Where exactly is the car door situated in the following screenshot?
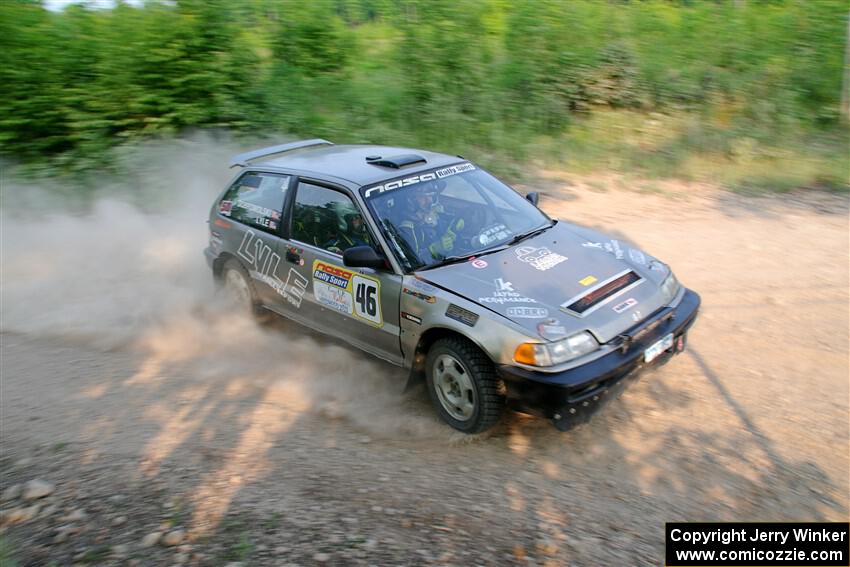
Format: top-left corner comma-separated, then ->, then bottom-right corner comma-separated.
215,171 -> 299,308
283,179 -> 403,365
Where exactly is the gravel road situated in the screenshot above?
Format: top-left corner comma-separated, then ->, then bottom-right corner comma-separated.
2,168 -> 848,566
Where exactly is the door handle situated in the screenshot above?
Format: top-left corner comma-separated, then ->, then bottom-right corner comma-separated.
286,250 -> 301,264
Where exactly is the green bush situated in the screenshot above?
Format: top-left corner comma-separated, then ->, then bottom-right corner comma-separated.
0,0 -> 846,190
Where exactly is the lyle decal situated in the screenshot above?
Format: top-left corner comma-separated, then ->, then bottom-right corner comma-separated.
238,230 -> 307,307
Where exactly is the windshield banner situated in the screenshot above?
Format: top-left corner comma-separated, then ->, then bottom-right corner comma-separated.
362,162 -> 475,199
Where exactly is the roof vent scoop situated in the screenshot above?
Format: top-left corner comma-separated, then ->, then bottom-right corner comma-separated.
366,154 -> 427,169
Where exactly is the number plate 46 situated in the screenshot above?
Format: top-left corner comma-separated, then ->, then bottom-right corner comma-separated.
353,275 -> 382,326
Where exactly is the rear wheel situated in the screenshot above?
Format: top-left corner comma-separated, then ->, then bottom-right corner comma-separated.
221,259 -> 270,322
426,337 -> 505,433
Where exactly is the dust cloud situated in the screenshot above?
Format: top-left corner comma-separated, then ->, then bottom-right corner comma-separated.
0,135 -> 448,439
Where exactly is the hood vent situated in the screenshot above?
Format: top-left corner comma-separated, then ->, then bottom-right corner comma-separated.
561,270 -> 642,316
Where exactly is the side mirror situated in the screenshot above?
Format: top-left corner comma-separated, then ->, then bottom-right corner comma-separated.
343,245 -> 386,270
526,192 -> 540,206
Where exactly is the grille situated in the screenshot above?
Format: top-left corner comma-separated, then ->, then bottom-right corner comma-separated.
563,271 -> 641,315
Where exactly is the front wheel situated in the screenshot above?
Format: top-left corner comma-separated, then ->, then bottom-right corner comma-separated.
425,337 -> 505,433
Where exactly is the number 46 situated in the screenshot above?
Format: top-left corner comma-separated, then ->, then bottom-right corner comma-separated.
355,282 -> 377,318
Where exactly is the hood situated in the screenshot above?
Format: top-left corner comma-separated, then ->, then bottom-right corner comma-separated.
417,222 -> 669,343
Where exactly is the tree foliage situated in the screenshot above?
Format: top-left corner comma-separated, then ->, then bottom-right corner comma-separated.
0,0 -> 846,173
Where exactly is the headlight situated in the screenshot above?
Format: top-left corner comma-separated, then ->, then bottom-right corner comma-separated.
659,272 -> 681,305
515,331 -> 599,367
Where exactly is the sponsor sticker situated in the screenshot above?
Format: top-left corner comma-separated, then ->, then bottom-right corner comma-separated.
312,260 -> 382,326
612,297 -> 638,314
250,268 -> 308,308
403,287 -> 436,303
435,162 -> 476,179
478,223 -> 511,246
446,304 -> 479,327
235,199 -> 278,219
506,306 -> 549,319
628,248 -> 646,265
255,217 -> 277,230
363,163 -> 475,199
401,312 -> 422,325
470,258 -> 488,269
579,275 -> 597,286
314,261 -> 353,289
408,278 -> 437,293
238,230 -> 307,308
479,278 -> 537,305
514,246 -> 567,271
582,239 -> 626,260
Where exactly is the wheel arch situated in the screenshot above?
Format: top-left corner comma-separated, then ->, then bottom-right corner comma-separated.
212,252 -> 239,279
404,326 -> 491,391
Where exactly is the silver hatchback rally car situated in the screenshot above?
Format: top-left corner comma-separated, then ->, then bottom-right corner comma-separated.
205,139 -> 700,433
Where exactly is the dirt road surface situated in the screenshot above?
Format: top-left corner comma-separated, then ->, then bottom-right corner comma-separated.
2,169 -> 848,566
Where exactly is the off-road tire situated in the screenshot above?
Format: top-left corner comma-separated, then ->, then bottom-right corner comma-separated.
425,336 -> 505,433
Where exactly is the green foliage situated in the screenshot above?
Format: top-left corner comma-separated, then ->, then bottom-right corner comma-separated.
0,0 -> 846,190
0,535 -> 18,567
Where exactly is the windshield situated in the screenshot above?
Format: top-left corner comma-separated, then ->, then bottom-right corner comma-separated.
361,162 -> 550,271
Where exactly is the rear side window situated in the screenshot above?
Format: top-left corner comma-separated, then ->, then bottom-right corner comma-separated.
218,172 -> 290,233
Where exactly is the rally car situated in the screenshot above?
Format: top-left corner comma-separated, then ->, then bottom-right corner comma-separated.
205,139 -> 700,433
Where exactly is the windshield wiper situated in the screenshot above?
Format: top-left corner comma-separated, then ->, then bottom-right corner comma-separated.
419,253 -> 478,271
505,222 -> 554,246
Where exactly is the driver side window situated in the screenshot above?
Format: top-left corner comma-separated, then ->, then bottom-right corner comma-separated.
291,182 -> 374,254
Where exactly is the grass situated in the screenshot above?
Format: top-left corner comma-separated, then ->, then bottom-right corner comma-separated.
217,517 -> 255,564
0,537 -> 18,567
77,545 -> 112,564
262,512 -> 283,532
527,111 -> 849,193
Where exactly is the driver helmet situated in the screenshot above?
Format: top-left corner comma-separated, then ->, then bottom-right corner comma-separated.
343,211 -> 366,236
410,178 -> 446,225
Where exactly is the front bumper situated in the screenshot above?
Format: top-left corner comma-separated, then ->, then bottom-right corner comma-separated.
497,288 -> 701,430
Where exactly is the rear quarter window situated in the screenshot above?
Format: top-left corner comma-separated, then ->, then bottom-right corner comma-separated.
218,172 -> 290,233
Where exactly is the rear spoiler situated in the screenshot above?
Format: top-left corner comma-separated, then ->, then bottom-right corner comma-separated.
229,139 -> 333,168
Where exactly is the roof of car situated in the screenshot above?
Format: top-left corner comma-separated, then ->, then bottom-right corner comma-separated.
241,142 -> 465,187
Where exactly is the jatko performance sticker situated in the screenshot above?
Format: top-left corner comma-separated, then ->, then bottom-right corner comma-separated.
312,260 -> 382,326
479,278 -> 538,305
